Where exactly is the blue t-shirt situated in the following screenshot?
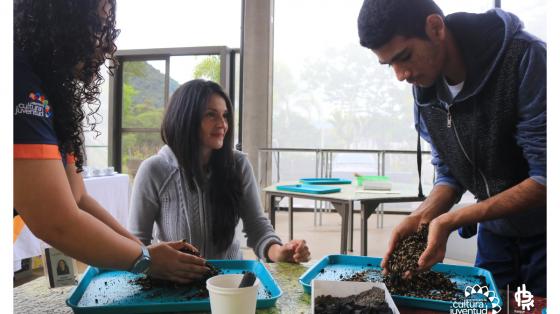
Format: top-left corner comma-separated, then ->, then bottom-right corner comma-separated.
13,47 -> 74,216
13,47 -> 71,162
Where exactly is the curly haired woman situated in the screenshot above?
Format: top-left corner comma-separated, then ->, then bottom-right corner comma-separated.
14,0 -> 209,283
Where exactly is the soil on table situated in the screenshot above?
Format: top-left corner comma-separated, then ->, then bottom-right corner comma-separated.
314,286 -> 393,314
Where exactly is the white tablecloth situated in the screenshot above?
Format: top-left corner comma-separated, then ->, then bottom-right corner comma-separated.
82,173 -> 130,227
14,173 -> 130,268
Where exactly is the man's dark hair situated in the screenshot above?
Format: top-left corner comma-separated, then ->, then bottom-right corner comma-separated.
358,0 -> 444,49
14,0 -> 120,171
161,79 -> 241,252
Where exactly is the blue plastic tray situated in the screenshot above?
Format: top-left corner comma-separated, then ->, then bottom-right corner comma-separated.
276,184 -> 341,194
66,260 -> 282,313
299,255 -> 502,312
299,178 -> 352,185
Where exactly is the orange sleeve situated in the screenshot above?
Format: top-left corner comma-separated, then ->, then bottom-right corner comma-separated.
14,144 -> 61,160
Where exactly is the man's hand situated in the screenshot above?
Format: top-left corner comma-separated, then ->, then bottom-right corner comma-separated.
416,213 -> 454,272
382,185 -> 457,275
267,240 -> 311,263
148,241 -> 210,283
381,214 -> 425,274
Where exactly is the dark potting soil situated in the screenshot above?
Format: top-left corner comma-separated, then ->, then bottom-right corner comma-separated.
337,268 -> 461,302
383,223 -> 460,301
386,224 -> 429,275
331,224 -> 462,301
130,246 -> 222,300
314,286 -> 393,314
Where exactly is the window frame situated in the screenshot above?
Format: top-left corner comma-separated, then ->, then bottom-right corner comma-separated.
109,46 -> 240,172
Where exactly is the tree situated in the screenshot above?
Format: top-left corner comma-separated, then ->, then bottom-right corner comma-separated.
193,55 -> 221,83
275,43 -> 415,150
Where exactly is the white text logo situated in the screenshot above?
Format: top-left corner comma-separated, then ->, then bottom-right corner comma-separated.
514,284 -> 534,311
450,285 -> 501,314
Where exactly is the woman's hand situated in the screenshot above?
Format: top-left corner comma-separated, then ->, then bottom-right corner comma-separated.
148,241 -> 210,283
267,240 -> 311,263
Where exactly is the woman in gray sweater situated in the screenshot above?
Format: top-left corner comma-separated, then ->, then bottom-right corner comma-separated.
129,79 -> 310,271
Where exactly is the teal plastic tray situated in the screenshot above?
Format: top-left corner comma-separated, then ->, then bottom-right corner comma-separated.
66,260 -> 282,313
299,178 -> 352,185
276,184 -> 341,194
299,255 -> 502,312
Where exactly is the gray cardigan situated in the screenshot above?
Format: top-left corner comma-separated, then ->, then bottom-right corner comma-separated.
128,145 -> 282,260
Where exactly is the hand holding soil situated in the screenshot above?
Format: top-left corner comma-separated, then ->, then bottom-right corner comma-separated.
417,214 -> 454,272
381,214 -> 424,274
147,241 -> 209,284
382,224 -> 459,300
386,224 -> 429,278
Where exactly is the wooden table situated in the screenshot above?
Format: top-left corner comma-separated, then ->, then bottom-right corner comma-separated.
263,181 -> 424,255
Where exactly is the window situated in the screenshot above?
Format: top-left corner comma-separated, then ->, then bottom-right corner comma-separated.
83,66 -> 110,168
84,0 -> 241,170
437,0 -> 493,14
501,0 -> 546,41
271,0 -> 497,209
112,48 -> 239,175
119,59 -> 166,176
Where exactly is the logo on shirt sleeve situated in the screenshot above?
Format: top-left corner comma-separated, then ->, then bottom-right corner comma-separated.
15,91 -> 52,118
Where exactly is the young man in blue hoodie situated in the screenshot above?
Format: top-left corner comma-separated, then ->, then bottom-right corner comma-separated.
358,0 -> 546,296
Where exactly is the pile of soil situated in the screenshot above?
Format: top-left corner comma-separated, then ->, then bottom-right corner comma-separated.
314,286 -> 393,314
383,223 -> 460,301
384,271 -> 458,301
386,224 -> 429,275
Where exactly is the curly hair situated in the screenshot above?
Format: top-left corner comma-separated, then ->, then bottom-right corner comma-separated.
358,0 -> 443,49
14,0 -> 120,171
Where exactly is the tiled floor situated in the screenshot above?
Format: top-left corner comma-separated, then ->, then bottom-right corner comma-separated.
242,210 -> 472,266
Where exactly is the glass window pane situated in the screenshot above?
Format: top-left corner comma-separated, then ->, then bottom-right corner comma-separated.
273,0 -> 497,208
84,65 -> 110,167
85,146 -> 109,168
437,0 -> 493,14
273,0 -> 417,151
122,60 -> 166,128
121,132 -> 163,177
501,0 -> 546,42
169,55 -> 221,96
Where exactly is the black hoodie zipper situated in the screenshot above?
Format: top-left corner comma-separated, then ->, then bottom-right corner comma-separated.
438,104 -> 492,198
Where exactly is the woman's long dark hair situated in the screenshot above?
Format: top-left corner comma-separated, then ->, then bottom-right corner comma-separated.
161,79 -> 241,252
14,0 -> 120,171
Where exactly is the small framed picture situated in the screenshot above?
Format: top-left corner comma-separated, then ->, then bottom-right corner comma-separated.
41,246 -> 77,288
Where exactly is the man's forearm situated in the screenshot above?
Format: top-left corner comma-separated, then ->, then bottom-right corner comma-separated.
443,178 -> 546,229
413,184 -> 458,222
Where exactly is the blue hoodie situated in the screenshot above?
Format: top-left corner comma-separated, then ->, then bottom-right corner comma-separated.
413,9 -> 546,236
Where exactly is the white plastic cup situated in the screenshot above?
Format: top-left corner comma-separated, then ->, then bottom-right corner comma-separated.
206,274 -> 260,314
